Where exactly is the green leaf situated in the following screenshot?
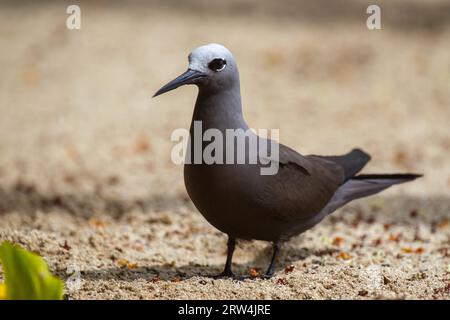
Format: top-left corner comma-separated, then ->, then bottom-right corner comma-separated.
0,241 -> 64,300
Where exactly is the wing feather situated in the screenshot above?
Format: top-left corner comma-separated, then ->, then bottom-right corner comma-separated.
256,144 -> 345,221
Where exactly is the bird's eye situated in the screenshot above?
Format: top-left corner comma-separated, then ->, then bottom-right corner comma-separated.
208,58 -> 227,72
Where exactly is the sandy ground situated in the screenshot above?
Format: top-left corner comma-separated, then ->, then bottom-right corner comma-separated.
0,1 -> 449,299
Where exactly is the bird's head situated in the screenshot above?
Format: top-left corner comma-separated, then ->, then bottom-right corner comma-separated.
153,43 -> 238,97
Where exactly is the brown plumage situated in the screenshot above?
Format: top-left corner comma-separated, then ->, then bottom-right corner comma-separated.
154,44 -> 421,277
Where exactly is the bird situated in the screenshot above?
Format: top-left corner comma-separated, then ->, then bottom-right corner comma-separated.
153,43 -> 421,278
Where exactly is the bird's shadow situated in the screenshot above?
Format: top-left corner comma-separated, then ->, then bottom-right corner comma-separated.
0,182 -> 192,219
75,193 -> 450,282
1,183 -> 449,282
70,245 -> 334,282
2,182 -> 448,225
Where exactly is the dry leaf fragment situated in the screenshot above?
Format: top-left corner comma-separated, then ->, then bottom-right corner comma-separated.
372,238 -> 382,246
401,247 -> 413,253
389,233 -> 402,243
249,267 -> 261,278
337,252 -> 352,260
127,262 -> 138,269
116,259 -> 129,268
284,265 -> 295,274
133,135 -> 151,154
358,290 -> 368,296
438,219 -> 449,229
401,247 -> 424,254
116,259 -> 138,269
59,240 -> 71,251
332,236 -> 344,247
89,218 -> 106,228
276,278 -> 288,285
410,210 -> 418,218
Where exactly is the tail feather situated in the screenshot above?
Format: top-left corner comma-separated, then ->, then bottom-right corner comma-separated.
322,173 -> 422,215
313,148 -> 371,181
352,173 -> 422,181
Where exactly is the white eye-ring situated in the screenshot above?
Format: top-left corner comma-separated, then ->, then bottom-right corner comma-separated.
208,58 -> 227,72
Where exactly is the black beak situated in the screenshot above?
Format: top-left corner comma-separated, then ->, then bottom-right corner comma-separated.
153,69 -> 205,98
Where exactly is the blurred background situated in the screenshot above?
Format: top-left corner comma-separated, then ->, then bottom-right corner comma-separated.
1,0 -> 449,199
0,0 -> 449,299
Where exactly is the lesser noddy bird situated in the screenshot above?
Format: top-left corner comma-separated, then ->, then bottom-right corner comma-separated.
153,43 -> 421,278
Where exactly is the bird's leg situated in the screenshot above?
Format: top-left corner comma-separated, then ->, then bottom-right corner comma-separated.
263,241 -> 281,278
215,236 -> 236,278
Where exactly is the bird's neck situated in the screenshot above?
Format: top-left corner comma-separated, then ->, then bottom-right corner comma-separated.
191,85 -> 248,133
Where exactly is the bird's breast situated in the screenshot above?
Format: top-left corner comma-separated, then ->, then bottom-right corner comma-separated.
183,162 -> 279,238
